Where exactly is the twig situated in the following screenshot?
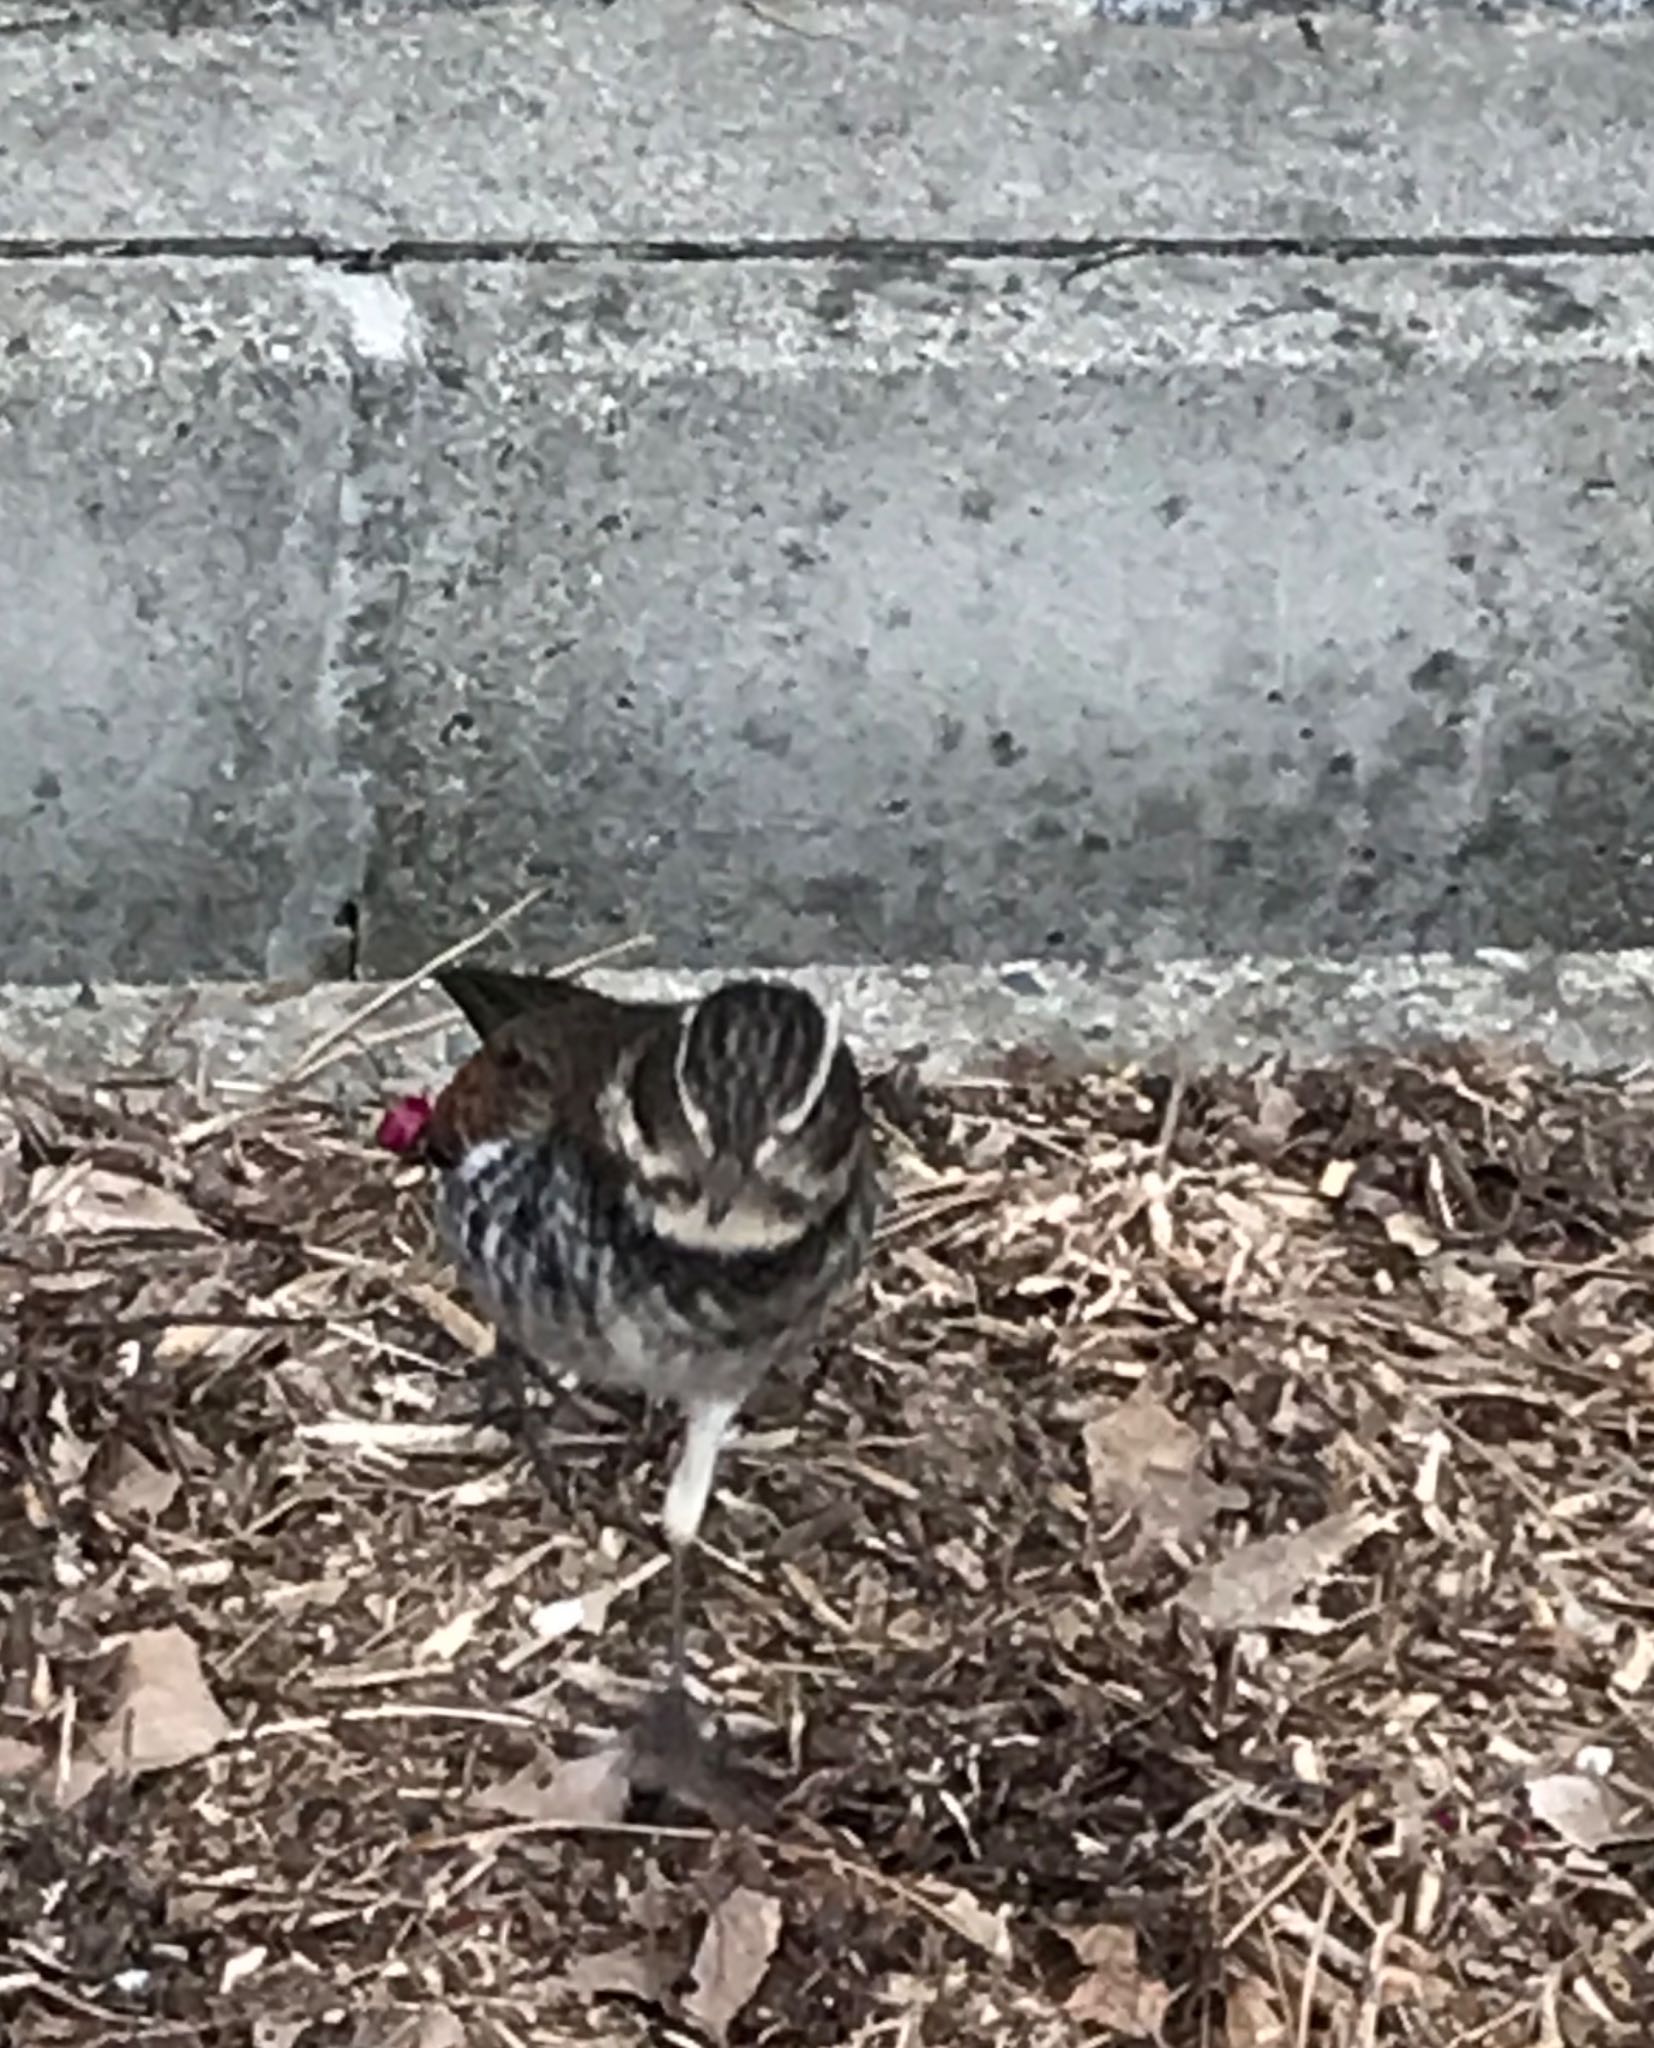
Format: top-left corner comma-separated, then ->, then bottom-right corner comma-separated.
1221,1802 -> 1359,1950
281,903 -> 652,1091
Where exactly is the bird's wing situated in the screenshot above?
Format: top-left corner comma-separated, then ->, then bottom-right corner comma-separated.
429,967 -> 683,1157
434,965 -> 600,1041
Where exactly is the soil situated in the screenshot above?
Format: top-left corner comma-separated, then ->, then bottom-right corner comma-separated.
3,1039 -> 1652,2046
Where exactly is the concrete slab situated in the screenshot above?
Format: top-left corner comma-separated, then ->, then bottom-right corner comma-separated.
0,261 -> 369,982
347,253 -> 1654,973
6,5 -> 1654,245
7,951 -> 1654,1103
6,253 -> 1654,980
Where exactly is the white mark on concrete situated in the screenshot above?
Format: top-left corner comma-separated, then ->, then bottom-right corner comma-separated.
319,270 -> 423,367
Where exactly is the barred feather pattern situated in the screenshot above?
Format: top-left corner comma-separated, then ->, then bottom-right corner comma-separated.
438,1127 -> 880,1411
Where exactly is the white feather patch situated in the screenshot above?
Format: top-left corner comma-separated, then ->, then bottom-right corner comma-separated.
774,997 -> 841,1137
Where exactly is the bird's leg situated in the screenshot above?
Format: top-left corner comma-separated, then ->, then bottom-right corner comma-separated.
473,1337 -> 563,1493
626,1392 -> 763,1820
668,1538 -> 688,1692
661,1394 -> 739,1686
475,1339 -> 599,1498
662,1394 -> 739,1552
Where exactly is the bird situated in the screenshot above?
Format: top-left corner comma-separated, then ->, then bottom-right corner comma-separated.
377,962 -> 879,1682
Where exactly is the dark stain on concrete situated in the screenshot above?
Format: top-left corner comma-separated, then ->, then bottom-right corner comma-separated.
1409,649 -> 1476,704
738,715 -> 793,759
797,871 -> 885,920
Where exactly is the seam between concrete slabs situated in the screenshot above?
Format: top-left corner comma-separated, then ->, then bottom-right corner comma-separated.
7,235 -> 1654,265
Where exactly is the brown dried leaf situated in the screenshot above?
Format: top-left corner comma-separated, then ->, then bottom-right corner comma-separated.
384,2011 -> 465,2048
1061,1922 -> 1171,2034
563,1941 -> 676,2002
913,1876 -> 1014,1963
1432,1259 -> 1509,1337
683,1886 -> 783,2041
475,1744 -> 630,1826
0,1735 -> 44,1779
1179,1509 -> 1390,1633
84,1625 -> 230,1790
93,1439 -> 181,1520
1253,1080 -> 1302,1148
1226,1971 -> 1290,2047
1526,1769 -> 1635,1850
1084,1383 -> 1245,1548
29,1163 -> 212,1238
48,1415 -> 96,1492
251,2022 -> 308,2048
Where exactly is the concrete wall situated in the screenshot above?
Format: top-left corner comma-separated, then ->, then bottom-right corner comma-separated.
5,2 -> 1654,982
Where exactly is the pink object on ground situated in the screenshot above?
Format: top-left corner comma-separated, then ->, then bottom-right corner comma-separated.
376,1093 -> 434,1154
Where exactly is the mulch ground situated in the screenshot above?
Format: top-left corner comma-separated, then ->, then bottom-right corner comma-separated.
3,1035 -> 1653,2047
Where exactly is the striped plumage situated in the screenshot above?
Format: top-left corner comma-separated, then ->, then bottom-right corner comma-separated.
419,966 -> 878,1552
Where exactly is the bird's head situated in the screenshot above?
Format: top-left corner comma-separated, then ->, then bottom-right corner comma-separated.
615,979 -> 862,1252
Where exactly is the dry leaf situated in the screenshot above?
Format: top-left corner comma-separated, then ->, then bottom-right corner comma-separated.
684,1887 -> 783,2041
563,1941 -> 676,2002
410,2008 -> 467,2048
1432,1260 -> 1508,1337
1253,1080 -> 1302,1147
94,1439 -> 181,1520
913,1876 -> 1014,1963
84,1625 -> 230,1789
1226,1971 -> 1290,2047
1061,1922 -> 1171,2034
252,2023 -> 307,2048
1084,1383 -> 1245,1548
1179,1509 -> 1389,1633
1527,1769 -> 1633,1850
29,1164 -> 211,1238
0,1735 -> 44,1779
475,1745 -> 630,1826
48,1415 -> 96,1492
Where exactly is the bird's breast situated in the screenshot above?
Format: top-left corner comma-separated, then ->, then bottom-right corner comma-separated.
433,1131 -> 877,1399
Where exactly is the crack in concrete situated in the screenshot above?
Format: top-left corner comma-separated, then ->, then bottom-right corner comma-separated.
3,232 -> 1654,266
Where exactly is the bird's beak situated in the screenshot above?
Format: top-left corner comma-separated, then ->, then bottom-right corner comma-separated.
702,1155 -> 748,1227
